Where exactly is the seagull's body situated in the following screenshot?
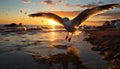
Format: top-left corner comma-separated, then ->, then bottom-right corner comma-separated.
64,20 -> 76,32
63,20 -> 76,41
29,4 -> 119,42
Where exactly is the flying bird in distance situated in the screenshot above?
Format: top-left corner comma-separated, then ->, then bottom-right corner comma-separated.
29,4 -> 119,42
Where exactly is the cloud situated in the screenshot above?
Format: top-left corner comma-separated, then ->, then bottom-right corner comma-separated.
76,4 -> 96,8
76,1 -> 104,8
21,0 -> 31,3
97,1 -> 104,4
100,12 -> 120,19
64,1 -> 104,8
41,0 -> 52,5
94,0 -> 104,5
40,0 -> 62,7
65,3 -> 74,8
111,0 -> 117,3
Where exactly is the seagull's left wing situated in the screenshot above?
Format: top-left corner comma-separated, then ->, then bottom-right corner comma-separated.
29,12 -> 63,25
71,4 -> 119,26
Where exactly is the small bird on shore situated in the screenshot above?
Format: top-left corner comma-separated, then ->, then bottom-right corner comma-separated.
29,4 -> 119,42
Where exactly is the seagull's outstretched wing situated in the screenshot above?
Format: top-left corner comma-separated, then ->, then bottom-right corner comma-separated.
71,4 -> 119,26
29,12 -> 63,25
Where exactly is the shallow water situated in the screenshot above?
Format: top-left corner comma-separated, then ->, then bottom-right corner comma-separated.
0,29 -> 108,69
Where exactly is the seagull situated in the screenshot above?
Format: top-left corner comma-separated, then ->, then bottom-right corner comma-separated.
29,4 -> 119,42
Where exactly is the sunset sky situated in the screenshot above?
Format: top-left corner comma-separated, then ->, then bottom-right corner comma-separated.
0,0 -> 120,26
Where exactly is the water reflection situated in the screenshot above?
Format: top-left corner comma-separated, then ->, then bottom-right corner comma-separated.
50,31 -> 55,42
0,27 -> 108,69
32,46 -> 90,69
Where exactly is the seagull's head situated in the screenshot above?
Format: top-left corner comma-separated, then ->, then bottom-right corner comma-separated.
63,17 -> 70,22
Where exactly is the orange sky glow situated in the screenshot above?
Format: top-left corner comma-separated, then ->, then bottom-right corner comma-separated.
0,11 -> 120,26
0,0 -> 120,26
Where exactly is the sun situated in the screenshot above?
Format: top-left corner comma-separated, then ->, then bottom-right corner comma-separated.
49,19 -> 58,26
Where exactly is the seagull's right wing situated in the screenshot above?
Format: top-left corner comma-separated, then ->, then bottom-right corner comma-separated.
29,12 -> 63,25
71,4 -> 119,26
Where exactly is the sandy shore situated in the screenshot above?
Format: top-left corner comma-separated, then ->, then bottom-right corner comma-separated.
84,28 -> 120,69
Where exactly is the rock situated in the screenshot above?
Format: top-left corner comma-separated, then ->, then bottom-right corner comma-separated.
83,37 -> 95,41
102,51 -> 115,60
114,53 -> 120,59
98,51 -> 105,55
108,65 -> 120,69
101,46 -> 110,52
53,45 -> 68,49
83,38 -> 90,41
85,27 -> 120,69
109,59 -> 120,69
4,23 -> 18,27
91,46 -> 101,51
111,59 -> 120,65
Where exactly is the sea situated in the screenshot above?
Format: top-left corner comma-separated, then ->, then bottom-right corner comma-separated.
0,24 -> 108,69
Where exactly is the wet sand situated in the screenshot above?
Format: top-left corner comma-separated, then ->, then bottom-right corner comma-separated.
84,28 -> 120,69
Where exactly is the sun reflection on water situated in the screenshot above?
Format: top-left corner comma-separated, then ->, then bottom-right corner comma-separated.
50,31 -> 55,41
50,25 -> 56,41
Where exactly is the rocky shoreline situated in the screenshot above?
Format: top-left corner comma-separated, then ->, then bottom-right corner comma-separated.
84,28 -> 120,69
